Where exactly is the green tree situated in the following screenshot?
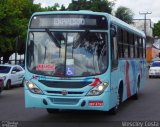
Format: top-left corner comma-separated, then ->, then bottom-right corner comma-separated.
60,5 -> 66,11
153,21 -> 160,37
67,0 -> 114,14
0,0 -> 41,63
115,6 -> 134,24
43,3 -> 60,11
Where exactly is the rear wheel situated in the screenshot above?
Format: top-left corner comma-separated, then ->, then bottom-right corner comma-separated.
109,86 -> 123,115
132,78 -> 140,100
6,80 -> 11,90
46,109 -> 59,114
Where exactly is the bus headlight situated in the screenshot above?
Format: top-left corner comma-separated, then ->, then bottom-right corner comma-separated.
26,81 -> 43,94
87,82 -> 108,96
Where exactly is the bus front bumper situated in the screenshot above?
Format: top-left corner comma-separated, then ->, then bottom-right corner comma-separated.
24,90 -> 112,111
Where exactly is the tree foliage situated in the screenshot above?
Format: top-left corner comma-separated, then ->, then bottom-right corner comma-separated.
115,6 -> 134,24
0,0 -> 42,63
0,0 -> 126,63
68,0 -> 114,14
42,3 -> 60,11
153,21 -> 160,37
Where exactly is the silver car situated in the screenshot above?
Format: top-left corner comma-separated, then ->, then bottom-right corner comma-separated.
149,61 -> 160,78
0,64 -> 25,89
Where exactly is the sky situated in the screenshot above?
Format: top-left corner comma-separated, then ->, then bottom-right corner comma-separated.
34,0 -> 160,23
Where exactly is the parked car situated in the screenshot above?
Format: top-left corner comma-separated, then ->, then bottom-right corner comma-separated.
0,78 -> 4,94
148,58 -> 160,68
149,61 -> 160,78
0,64 -> 25,89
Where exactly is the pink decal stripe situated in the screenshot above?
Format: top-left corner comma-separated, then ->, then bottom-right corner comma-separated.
90,78 -> 100,87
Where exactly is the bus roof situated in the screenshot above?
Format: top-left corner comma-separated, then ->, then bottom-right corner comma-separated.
31,10 -> 145,37
109,14 -> 145,37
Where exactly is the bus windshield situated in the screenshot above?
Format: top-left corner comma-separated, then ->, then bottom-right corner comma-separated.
27,31 -> 108,77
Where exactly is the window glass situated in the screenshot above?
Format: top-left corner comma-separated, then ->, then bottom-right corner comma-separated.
127,32 -> 130,57
111,24 -> 118,69
0,66 -> 11,73
143,38 -> 146,58
135,36 -> 138,58
17,67 -> 23,72
130,34 -> 135,58
124,45 -> 128,58
130,46 -> 134,58
117,28 -> 124,58
27,31 -> 108,77
12,67 -> 17,73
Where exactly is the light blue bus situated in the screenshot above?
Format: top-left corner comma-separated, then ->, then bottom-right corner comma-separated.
24,11 -> 146,114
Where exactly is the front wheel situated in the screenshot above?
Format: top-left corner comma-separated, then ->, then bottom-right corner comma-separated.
46,109 -> 59,114
109,87 -> 123,115
0,87 -> 2,94
20,78 -> 25,87
6,80 -> 11,90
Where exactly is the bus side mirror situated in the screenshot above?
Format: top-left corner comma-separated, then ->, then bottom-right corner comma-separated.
110,25 -> 117,37
29,40 -> 34,52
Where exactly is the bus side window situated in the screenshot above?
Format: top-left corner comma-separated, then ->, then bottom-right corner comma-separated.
111,24 -> 118,69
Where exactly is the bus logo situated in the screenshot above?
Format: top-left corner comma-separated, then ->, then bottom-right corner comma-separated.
62,90 -> 68,96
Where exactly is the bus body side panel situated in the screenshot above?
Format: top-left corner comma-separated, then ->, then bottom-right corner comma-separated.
111,58 -> 146,103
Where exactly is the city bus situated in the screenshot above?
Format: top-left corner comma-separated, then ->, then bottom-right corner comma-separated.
24,10 -> 146,114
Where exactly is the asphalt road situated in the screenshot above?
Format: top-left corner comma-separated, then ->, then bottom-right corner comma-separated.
0,78 -> 160,127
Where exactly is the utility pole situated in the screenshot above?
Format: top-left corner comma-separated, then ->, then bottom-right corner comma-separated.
139,12 -> 152,35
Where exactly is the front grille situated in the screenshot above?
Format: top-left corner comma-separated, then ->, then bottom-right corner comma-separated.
39,80 -> 92,88
51,98 -> 80,105
46,91 -> 84,95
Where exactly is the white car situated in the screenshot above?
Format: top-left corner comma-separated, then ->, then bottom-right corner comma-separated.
0,64 -> 25,89
149,61 -> 160,78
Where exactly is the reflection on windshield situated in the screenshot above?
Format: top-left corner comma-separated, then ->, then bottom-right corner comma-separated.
27,31 -> 108,77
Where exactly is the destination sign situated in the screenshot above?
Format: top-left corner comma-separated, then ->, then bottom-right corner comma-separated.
30,14 -> 108,30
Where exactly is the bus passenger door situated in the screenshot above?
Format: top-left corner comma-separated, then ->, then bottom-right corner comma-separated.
110,24 -> 119,103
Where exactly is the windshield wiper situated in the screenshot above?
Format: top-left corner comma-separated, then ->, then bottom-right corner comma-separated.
45,28 -> 61,48
73,30 -> 90,49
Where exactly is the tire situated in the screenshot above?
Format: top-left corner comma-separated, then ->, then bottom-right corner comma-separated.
20,78 -> 25,87
46,108 -> 59,114
149,76 -> 152,78
6,80 -> 11,90
0,87 -> 2,94
109,86 -> 123,115
132,78 -> 140,100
